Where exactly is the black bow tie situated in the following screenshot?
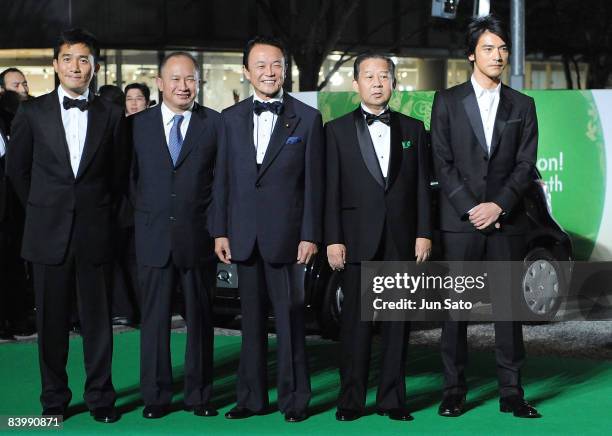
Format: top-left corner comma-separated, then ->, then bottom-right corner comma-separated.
63,96 -> 89,111
364,110 -> 391,126
253,100 -> 284,116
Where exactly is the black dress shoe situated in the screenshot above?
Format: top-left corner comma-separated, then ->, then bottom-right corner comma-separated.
376,408 -> 414,421
224,406 -> 257,419
111,316 -> 135,327
185,404 -> 218,417
11,321 -> 36,337
500,396 -> 541,418
438,395 -> 466,417
90,406 -> 120,423
142,405 -> 168,419
285,411 -> 308,422
42,407 -> 65,418
335,408 -> 361,421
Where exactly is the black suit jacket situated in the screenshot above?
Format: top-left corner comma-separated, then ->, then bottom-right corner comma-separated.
6,89 -> 130,264
430,81 -> 538,234
0,117 -> 8,225
131,103 -> 222,268
210,94 -> 324,263
0,118 -> 8,228
325,109 -> 432,262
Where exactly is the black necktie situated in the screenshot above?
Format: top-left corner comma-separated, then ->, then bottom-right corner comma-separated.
63,96 -> 88,111
364,110 -> 391,126
253,100 -> 284,116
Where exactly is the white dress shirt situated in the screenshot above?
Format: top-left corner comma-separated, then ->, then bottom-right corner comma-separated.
0,132 -> 6,158
361,103 -> 391,177
471,75 -> 501,152
58,85 -> 89,176
253,90 -> 283,164
160,102 -> 193,147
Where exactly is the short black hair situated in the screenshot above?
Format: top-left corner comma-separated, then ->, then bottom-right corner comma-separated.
353,52 -> 397,87
124,82 -> 151,102
242,35 -> 288,70
159,51 -> 200,76
466,14 -> 511,62
54,28 -> 100,64
0,68 -> 25,89
97,84 -> 125,106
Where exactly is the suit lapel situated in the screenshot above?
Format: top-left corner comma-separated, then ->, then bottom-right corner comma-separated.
353,109 -> 385,189
257,94 -> 299,181
461,83 -> 489,155
77,95 -> 110,179
386,111 -> 403,192
151,105 -> 174,167
239,97 -> 258,167
489,85 -> 513,158
174,103 -> 208,168
44,90 -> 74,176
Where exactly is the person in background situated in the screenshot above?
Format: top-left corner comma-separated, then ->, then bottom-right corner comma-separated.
125,82 -> 150,116
0,68 -> 30,101
97,84 -> 125,107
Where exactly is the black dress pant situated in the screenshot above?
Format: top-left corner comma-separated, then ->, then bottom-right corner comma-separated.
440,231 -> 526,399
0,204 -> 31,333
111,227 -> 139,321
32,237 -> 115,411
138,259 -> 214,407
338,224 -> 410,412
235,245 -> 311,415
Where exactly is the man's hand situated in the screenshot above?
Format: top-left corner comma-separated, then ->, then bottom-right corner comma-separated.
469,202 -> 502,230
327,244 -> 346,270
415,238 -> 432,263
297,241 -> 318,264
215,237 -> 232,264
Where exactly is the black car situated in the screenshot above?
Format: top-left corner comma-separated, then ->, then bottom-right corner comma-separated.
212,169 -> 573,338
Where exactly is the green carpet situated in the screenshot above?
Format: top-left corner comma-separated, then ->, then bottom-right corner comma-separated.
0,330 -> 610,435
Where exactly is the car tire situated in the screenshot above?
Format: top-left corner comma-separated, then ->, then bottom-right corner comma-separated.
520,247 -> 566,321
317,270 -> 343,340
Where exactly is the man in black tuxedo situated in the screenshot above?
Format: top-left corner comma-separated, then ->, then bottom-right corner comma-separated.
211,36 -> 324,423
325,54 -> 432,422
6,29 -> 129,422
431,15 -> 540,419
131,52 -> 221,419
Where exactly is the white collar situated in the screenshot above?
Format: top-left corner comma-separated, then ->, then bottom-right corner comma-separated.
161,101 -> 194,125
471,75 -> 501,98
253,88 -> 284,104
58,85 -> 89,103
361,102 -> 390,116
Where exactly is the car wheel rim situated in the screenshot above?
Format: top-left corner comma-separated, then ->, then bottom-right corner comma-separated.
335,285 -> 344,317
522,260 -> 560,315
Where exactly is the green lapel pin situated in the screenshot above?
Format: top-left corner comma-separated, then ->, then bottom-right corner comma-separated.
402,140 -> 412,149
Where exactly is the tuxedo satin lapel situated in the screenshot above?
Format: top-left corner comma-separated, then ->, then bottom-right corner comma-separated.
489,86 -> 513,158
386,111 -> 403,191
353,109 -> 385,189
77,96 -> 110,179
257,96 -> 299,180
174,103 -> 208,168
462,88 -> 489,155
44,90 -> 73,176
